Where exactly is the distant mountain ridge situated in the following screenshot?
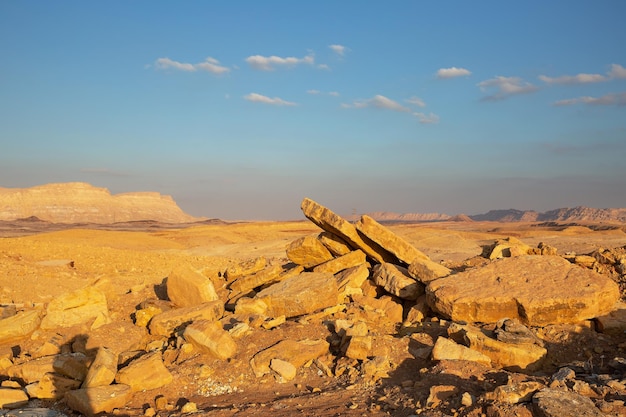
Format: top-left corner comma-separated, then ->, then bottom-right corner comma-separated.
0,182 -> 204,224
365,206 -> 626,223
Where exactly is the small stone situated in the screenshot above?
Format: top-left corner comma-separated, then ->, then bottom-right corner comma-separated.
180,402 -> 198,413
270,358 -> 297,382
461,392 -> 474,406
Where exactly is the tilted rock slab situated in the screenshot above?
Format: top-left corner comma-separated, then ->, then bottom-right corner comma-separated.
431,336 -> 491,366
166,264 -> 219,308
256,272 -> 339,318
286,235 -> 334,268
355,214 -> 429,265
318,231 -> 352,257
532,388 -> 604,417
301,198 -> 395,263
427,255 -> 620,326
313,249 -> 367,275
0,387 -> 29,409
82,347 -> 118,388
407,258 -> 451,284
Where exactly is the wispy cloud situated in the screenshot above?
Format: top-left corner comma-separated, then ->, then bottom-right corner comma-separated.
436,67 -> 471,79
245,53 -> 314,71
244,93 -> 297,106
329,44 -> 347,56
154,57 -> 230,74
343,95 -> 412,112
405,96 -> 426,107
342,95 -> 439,123
553,92 -> 626,106
307,89 -> 339,96
477,76 -> 538,101
540,63 -> 626,85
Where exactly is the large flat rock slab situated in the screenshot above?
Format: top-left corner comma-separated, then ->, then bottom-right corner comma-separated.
427,255 -> 620,326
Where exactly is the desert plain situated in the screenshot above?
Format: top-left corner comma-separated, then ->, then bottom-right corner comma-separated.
2,202 -> 626,417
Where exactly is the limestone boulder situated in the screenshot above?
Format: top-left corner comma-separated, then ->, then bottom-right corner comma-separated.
0,387 -> 29,409
487,236 -> 533,259
149,300 -> 224,337
256,272 -> 339,318
301,198 -> 394,263
431,337 -> 491,366
427,255 -> 620,326
183,319 -> 237,360
318,231 -> 352,256
448,323 -> 547,372
166,264 -> 219,308
408,258 -> 451,284
224,256 -> 267,281
372,263 -> 424,300
532,388 -> 604,417
355,214 -> 429,264
286,235 -> 334,268
229,264 -> 284,293
65,384 -> 132,416
0,309 -> 42,344
40,287 -> 108,330
115,352 -> 173,392
250,339 -> 329,377
25,373 -> 81,399
82,347 -> 118,388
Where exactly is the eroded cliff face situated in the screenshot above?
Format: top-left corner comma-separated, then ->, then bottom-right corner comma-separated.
0,182 -> 203,223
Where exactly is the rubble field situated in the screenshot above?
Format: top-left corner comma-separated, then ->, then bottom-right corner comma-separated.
2,198 -> 626,417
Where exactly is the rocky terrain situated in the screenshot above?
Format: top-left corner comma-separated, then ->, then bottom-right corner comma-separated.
0,183 -> 203,224
1,198 -> 626,416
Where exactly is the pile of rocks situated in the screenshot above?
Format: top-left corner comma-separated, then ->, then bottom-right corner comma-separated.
1,197 -> 626,416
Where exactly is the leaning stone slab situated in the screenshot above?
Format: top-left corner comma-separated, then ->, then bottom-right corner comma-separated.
115,351 -> 173,392
224,256 -> 267,281
183,319 -> 237,360
301,198 -> 395,263
286,235 -> 334,268
166,264 -> 219,308
336,263 -> 371,294
229,264 -> 284,293
250,339 -> 329,377
408,258 -> 451,284
0,387 -> 29,409
372,263 -> 424,300
427,255 -> 620,326
595,302 -> 626,335
532,388 -> 604,417
0,309 -> 42,344
149,300 -> 224,337
64,384 -> 132,417
313,250 -> 367,275
7,353 -> 87,384
40,287 -> 108,330
318,232 -> 352,257
256,272 -> 339,318
82,347 -> 118,388
355,215 -> 429,265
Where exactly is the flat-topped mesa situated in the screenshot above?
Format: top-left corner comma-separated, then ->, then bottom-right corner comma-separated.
0,182 -> 202,224
300,198 -> 396,264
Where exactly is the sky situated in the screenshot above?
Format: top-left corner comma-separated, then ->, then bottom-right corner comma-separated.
1,1 -> 626,220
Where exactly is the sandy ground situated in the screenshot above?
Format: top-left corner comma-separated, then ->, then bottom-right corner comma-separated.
1,219 -> 626,416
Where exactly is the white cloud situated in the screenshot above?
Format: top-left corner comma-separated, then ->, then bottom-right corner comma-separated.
436,67 -> 471,79
328,91 -> 340,97
307,89 -> 321,95
329,44 -> 347,56
539,73 -> 608,85
477,76 -> 538,100
317,63 -> 331,70
244,93 -> 297,106
346,95 -> 412,112
553,92 -> 626,106
154,57 -> 230,74
609,64 -> 626,79
245,53 -> 315,71
308,90 -> 340,97
413,112 -> 440,124
405,96 -> 426,107
540,63 -> 626,85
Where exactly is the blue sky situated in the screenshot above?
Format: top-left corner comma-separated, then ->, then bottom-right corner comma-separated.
1,1 -> 625,220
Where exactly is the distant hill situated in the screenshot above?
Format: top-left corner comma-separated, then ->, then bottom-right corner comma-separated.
366,206 -> 626,223
0,182 -> 204,224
